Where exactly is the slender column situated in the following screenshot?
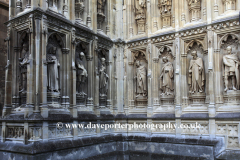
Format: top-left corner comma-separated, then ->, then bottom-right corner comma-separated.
40,15 -> 48,118
34,13 -> 42,114
147,42 -> 153,117
206,0 -> 212,24
70,29 -> 77,117
152,45 -> 160,112
12,47 -> 21,108
127,49 -> 134,113
175,37 -> 182,137
107,49 -> 113,111
86,41 -> 94,111
146,0 -> 151,34
123,46 -> 128,114
237,0 -> 240,10
93,38 -> 99,113
116,44 -> 124,114
180,41 -> 189,108
106,0 -> 112,37
175,37 -> 181,117
61,48 -> 70,109
2,24 -> 12,117
213,0 -> 219,18
1,122 -> 6,142
26,14 -> 35,115
24,122 -> 29,144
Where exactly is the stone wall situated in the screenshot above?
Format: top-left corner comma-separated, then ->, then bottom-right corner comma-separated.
0,0 -> 240,159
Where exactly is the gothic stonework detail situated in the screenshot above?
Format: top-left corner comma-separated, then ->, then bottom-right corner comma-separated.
134,0 -> 146,34
158,0 -> 172,28
187,0 -> 201,22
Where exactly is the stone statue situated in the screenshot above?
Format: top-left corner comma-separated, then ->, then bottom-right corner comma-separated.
188,51 -> 205,93
99,58 -> 108,96
160,57 -> 174,95
19,43 -> 29,93
46,46 -> 60,92
76,52 -> 88,95
223,46 -> 240,92
97,0 -> 106,15
134,0 -> 146,20
135,61 -> 147,97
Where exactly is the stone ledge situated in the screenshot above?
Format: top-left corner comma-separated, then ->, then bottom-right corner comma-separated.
0,134 -> 222,155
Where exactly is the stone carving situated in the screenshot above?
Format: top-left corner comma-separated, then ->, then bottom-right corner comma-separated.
187,0 -> 201,22
75,0 -> 85,22
134,0 -> 146,34
160,57 -> 174,95
48,0 -> 59,12
222,0 -> 236,12
223,46 -> 240,92
46,46 -> 60,92
97,0 -> 106,30
7,127 -> 24,139
99,58 -> 108,96
19,43 -> 29,93
135,60 -> 147,97
158,0 -> 172,28
76,52 -> 88,95
188,51 -> 205,93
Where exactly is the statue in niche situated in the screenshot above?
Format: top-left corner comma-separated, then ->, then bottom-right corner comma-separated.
188,51 -> 205,94
97,0 -> 106,15
99,57 -> 108,96
134,0 -> 146,34
46,46 -> 60,92
223,46 -> 240,92
135,60 -> 147,97
160,57 -> 174,95
19,43 -> 30,93
76,52 -> 88,95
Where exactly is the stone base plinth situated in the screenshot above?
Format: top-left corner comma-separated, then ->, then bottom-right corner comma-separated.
189,92 -> 206,107
136,96 -> 147,108
47,92 -> 61,108
99,95 -> 107,108
223,90 -> 240,105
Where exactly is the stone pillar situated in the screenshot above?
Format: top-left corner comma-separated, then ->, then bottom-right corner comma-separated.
147,43 -> 153,117
33,13 -> 42,114
70,29 -> 77,117
26,14 -> 35,115
1,122 -> 6,142
107,49 -> 113,111
116,44 -> 124,114
175,37 -> 182,137
175,37 -> 181,117
86,41 -> 94,111
12,47 -> 20,108
2,24 -> 12,117
59,0 -> 63,14
180,41 -> 189,108
206,0 -> 212,24
152,46 -> 160,113
127,49 -> 134,113
174,0 -> 180,30
93,38 -> 99,113
213,0 -> 219,18
146,0 -> 151,34
40,15 -> 48,118
61,48 -> 70,109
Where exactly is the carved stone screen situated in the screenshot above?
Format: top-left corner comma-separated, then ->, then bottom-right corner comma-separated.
0,0 -> 240,159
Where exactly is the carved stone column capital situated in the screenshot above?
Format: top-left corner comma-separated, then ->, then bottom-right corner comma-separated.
62,48 -> 70,54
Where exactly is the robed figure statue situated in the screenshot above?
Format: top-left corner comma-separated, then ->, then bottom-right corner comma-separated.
135,61 -> 147,97
19,43 -> 30,93
160,57 -> 174,95
47,46 -> 60,92
99,58 -> 109,96
76,52 -> 88,95
188,51 -> 205,93
223,46 -> 240,91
